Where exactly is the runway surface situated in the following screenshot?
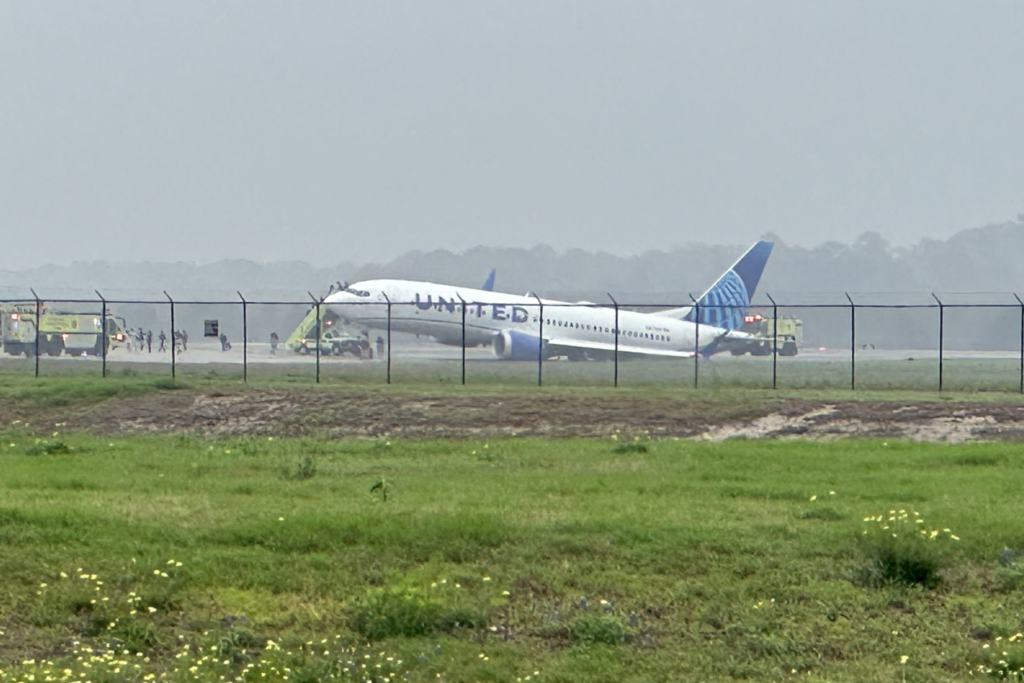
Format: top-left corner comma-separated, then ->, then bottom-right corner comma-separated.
6,341 -> 1017,365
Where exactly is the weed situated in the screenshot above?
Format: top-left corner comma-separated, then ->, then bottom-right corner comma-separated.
436,606 -> 487,631
612,442 -> 648,454
26,440 -> 72,455
569,614 -> 631,645
474,444 -> 499,462
350,585 -> 488,641
107,616 -> 160,653
858,539 -> 941,588
369,477 -> 390,502
350,588 -> 446,640
213,627 -> 267,665
284,455 -> 317,481
855,510 -> 959,588
800,506 -> 844,521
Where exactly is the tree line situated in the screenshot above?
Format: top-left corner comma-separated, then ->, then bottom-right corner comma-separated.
2,218 -> 1023,351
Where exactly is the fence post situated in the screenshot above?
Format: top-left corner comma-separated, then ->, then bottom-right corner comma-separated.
766,293 -> 778,390
382,292 -> 392,385
237,291 -> 247,384
932,293 -> 944,392
457,294 -> 467,385
163,291 -> 175,380
95,290 -> 107,378
30,288 -> 40,378
1015,294 -> 1024,394
607,293 -> 618,388
689,294 -> 700,389
308,292 -> 321,384
845,293 -> 855,391
530,293 -> 544,387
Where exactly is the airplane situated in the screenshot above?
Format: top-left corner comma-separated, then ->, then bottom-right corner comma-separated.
325,241 -> 773,360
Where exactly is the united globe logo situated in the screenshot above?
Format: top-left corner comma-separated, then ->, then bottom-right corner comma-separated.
694,270 -> 749,330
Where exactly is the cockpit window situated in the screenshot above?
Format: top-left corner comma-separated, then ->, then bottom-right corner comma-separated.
344,287 -> 370,298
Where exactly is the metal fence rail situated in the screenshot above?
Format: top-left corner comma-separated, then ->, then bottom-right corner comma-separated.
2,290 -> 1023,392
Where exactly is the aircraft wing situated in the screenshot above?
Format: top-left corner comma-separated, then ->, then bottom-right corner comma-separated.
544,337 -> 696,359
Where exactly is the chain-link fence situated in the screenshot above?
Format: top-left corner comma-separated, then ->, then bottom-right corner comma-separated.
3,289 -> 1023,392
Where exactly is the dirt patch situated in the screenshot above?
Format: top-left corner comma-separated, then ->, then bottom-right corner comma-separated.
700,405 -> 1014,443
702,405 -> 840,440
46,390 -> 766,438
5,388 -> 1024,441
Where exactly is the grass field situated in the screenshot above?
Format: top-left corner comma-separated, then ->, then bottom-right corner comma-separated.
4,351 -> 1024,393
3,427 -> 1024,682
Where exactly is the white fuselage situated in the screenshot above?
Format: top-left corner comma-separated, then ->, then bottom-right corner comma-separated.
325,279 -> 738,356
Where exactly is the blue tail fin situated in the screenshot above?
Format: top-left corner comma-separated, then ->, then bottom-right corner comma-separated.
684,241 -> 773,330
481,269 -> 496,291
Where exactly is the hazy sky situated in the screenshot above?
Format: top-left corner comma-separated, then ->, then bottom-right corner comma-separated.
2,1 -> 1023,268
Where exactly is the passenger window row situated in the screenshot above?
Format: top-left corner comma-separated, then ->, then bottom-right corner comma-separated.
541,318 -> 670,342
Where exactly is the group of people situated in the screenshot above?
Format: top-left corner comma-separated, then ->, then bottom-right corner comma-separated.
122,328 -> 188,355
123,328 -> 154,353
120,324 -> 388,361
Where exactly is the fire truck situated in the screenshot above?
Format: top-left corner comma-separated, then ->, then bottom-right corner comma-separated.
1,305 -> 127,357
734,313 -> 802,357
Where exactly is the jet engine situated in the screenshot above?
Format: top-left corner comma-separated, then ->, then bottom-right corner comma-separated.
492,330 -> 543,360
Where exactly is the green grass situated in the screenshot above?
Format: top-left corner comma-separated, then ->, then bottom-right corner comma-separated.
4,352 -> 1024,393
3,432 -> 1024,681
2,362 -> 1024,414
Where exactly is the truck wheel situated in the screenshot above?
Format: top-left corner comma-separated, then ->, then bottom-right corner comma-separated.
331,343 -> 342,356
46,337 -> 64,357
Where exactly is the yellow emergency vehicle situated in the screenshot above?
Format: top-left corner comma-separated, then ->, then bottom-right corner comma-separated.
1,305 -> 127,357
